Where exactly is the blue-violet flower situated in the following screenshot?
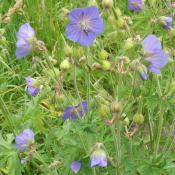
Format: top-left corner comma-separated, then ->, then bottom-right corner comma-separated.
66,6 -> 104,46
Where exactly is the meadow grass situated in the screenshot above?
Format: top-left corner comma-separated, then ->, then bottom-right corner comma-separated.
0,0 -> 175,174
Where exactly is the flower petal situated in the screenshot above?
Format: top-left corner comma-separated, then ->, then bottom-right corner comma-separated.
78,31 -> 96,46
148,50 -> 169,69
16,46 -> 30,59
62,106 -> 74,120
70,161 -> 81,174
89,18 -> 104,35
17,23 -> 35,40
66,23 -> 81,43
69,8 -> 84,22
83,6 -> 100,20
142,34 -> 162,53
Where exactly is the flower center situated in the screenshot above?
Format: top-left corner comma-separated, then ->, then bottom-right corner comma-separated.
79,19 -> 91,33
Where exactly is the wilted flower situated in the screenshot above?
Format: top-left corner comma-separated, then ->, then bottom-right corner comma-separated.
16,23 -> 35,59
62,101 -> 88,120
142,34 -> 169,74
70,161 -> 81,174
25,76 -> 39,96
66,6 -> 104,46
159,16 -> 173,29
128,0 -> 144,13
15,129 -> 34,152
90,145 -> 107,167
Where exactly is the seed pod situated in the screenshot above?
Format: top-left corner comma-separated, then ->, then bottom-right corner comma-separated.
102,0 -> 113,9
101,60 -> 111,70
110,101 -> 122,113
98,49 -> 109,60
60,59 -> 71,70
133,113 -> 144,124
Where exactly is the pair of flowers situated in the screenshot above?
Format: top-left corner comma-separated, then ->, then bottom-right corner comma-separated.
16,6 -> 104,59
71,146 -> 107,174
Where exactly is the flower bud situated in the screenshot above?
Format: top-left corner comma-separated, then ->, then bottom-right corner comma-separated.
45,68 -> 60,78
101,60 -> 111,70
55,94 -> 66,103
48,56 -> 57,65
102,0 -> 113,9
115,7 -> 122,17
123,117 -> 130,126
110,101 -> 122,113
168,58 -> 174,65
159,16 -> 173,29
99,104 -> 110,117
60,59 -> 71,70
124,38 -> 134,50
116,18 -> 125,28
64,45 -> 73,57
98,49 -> 109,60
133,113 -> 144,124
138,64 -> 148,81
73,47 -> 84,59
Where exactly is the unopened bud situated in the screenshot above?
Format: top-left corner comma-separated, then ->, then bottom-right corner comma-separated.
110,101 -> 122,113
101,60 -> 111,70
73,47 -> 84,59
168,58 -> 174,65
48,56 -> 57,65
115,8 -> 122,17
56,94 -> 66,103
124,38 -> 134,50
98,49 -> 109,60
116,18 -> 125,28
60,59 -> 71,70
99,104 -> 110,117
133,113 -> 144,124
102,0 -> 113,9
123,117 -> 130,126
64,45 -> 73,57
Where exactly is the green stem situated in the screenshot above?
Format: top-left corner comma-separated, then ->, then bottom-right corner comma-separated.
156,76 -> 162,97
92,168 -> 97,175
86,48 -> 91,105
110,120 -> 121,175
153,104 -> 165,158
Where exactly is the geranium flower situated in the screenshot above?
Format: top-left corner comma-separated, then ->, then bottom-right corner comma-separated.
25,77 -> 39,96
16,23 -> 36,59
62,101 -> 88,121
142,34 -> 169,74
70,161 -> 81,174
159,16 -> 173,29
66,6 -> 104,46
128,0 -> 144,13
15,129 -> 34,152
90,149 -> 107,167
